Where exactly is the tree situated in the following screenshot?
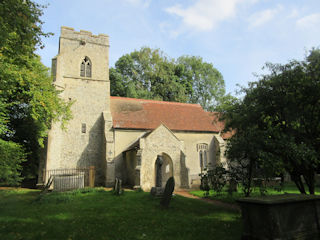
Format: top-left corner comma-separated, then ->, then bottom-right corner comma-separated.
0,0 -> 72,184
0,0 -> 51,59
110,47 -> 228,110
110,47 -> 186,102
177,56 -> 225,111
0,139 -> 26,186
224,49 -> 320,195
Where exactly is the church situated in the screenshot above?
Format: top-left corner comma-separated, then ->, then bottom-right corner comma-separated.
38,27 -> 229,191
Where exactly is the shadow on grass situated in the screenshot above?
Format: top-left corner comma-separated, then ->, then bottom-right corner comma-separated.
0,188 -> 242,240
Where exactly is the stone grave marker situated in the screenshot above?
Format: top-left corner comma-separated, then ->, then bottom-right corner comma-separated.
113,178 -> 123,195
160,177 -> 175,208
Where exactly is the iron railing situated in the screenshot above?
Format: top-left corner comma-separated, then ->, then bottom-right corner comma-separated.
44,167 -> 94,192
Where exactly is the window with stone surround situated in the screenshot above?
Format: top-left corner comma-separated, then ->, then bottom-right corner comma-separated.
80,57 -> 92,78
197,143 -> 208,171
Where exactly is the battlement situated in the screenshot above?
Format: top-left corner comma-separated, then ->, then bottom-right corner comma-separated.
60,26 -> 109,46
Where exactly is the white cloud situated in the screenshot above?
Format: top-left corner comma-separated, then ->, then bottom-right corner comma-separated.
124,0 -> 151,8
296,13 -> 320,29
288,9 -> 299,19
248,5 -> 282,28
165,0 -> 244,32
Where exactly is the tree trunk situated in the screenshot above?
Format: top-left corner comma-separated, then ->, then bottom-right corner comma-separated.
291,173 -> 306,194
303,170 -> 315,194
245,159 -> 254,197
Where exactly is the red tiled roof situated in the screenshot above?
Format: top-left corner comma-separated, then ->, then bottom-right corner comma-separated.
221,131 -> 235,139
206,112 -> 234,139
110,96 -> 222,132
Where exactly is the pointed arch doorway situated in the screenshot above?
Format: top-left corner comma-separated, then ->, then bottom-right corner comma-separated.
154,153 -> 173,188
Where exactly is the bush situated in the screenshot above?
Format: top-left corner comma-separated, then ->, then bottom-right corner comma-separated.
200,173 -> 210,197
0,139 -> 26,186
200,165 -> 228,196
208,166 -> 227,194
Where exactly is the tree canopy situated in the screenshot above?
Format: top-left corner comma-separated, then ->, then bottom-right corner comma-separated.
224,49 -> 320,195
110,47 -> 230,111
0,0 -> 71,184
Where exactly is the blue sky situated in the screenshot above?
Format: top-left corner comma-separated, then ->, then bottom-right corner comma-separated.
34,0 -> 320,95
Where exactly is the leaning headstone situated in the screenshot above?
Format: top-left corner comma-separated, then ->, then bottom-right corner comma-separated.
160,177 -> 175,208
113,178 -> 117,191
41,175 -> 54,194
113,178 -> 123,195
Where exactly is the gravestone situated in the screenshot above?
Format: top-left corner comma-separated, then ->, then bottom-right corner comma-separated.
160,177 -> 175,208
41,175 -> 54,194
113,178 -> 123,195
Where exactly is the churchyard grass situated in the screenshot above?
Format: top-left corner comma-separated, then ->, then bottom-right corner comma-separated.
0,188 -> 241,240
190,182 -> 320,204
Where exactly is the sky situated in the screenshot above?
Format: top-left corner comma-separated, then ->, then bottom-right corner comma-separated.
34,0 -> 320,95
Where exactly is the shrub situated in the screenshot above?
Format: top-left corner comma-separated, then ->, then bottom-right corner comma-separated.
200,172 -> 210,197
208,165 -> 227,194
200,164 -> 228,196
0,139 -> 26,186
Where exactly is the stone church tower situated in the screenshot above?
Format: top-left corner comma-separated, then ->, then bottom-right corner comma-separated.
43,27 -> 114,185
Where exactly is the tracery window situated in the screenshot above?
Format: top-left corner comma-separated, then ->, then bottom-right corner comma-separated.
80,57 -> 92,77
197,143 -> 208,171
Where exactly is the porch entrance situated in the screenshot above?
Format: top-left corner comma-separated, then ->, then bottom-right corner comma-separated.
155,153 -> 173,188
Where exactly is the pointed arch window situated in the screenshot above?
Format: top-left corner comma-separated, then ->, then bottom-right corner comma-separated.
80,57 -> 92,78
197,143 -> 208,171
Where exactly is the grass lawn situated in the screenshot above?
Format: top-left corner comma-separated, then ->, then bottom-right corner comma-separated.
0,188 -> 241,240
190,183 -> 320,204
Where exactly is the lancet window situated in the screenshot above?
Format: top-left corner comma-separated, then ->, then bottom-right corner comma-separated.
80,57 -> 92,77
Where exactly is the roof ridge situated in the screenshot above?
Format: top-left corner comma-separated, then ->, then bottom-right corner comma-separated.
110,96 -> 201,107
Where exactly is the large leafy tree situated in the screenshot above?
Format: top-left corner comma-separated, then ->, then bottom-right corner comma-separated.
224,49 -> 320,195
0,0 -> 71,184
110,47 -> 228,110
177,56 -> 225,110
110,47 -> 188,102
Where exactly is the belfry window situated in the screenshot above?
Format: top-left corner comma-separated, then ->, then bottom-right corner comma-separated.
80,57 -> 92,78
197,143 -> 208,171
